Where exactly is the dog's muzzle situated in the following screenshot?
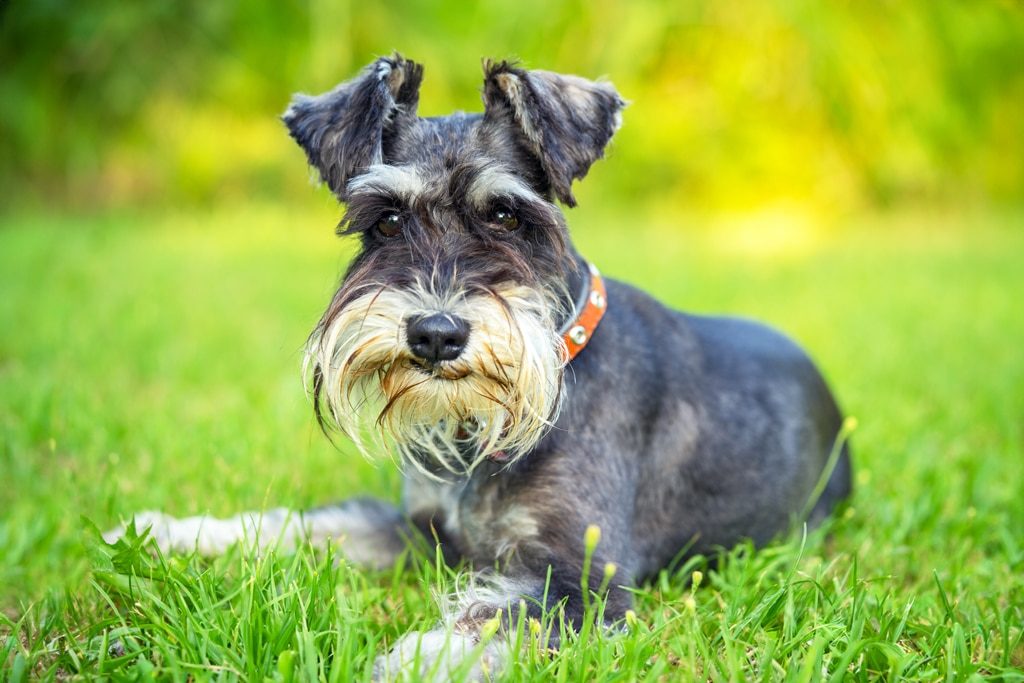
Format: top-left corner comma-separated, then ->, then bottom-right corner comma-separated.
307,283 -> 566,477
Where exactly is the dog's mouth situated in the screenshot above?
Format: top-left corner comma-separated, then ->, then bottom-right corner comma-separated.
407,358 -> 472,381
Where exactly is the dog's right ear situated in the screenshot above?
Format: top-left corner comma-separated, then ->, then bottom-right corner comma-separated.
482,61 -> 625,207
283,54 -> 423,199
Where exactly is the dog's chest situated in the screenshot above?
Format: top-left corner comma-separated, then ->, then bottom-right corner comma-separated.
403,472 -> 541,566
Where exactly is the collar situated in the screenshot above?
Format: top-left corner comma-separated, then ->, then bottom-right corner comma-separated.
559,262 -> 607,362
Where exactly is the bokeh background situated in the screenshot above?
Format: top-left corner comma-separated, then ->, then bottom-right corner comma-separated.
2,2 -> 1024,676
3,0 -> 1023,212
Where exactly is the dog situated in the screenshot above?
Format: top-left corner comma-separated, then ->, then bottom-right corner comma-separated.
106,55 -> 852,680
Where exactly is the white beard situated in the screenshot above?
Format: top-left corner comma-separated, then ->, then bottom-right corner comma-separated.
306,281 -> 566,478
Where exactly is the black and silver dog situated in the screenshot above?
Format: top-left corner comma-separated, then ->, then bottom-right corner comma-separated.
107,55 -> 851,679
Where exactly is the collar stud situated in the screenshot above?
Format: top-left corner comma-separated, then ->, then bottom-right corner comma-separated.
568,325 -> 588,345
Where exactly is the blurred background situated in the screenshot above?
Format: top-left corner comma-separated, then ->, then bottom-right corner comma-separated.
2,0 -> 1024,619
2,0 -> 1022,214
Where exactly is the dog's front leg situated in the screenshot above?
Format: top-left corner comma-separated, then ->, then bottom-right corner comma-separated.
374,569 -> 631,681
373,573 -> 533,682
374,511 -> 634,680
103,498 -> 408,568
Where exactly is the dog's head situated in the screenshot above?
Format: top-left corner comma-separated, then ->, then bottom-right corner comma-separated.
284,54 -> 624,476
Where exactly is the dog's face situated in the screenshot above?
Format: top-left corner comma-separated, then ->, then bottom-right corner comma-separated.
284,56 -> 624,475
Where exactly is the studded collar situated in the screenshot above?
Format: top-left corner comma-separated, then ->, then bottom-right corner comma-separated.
559,262 -> 607,362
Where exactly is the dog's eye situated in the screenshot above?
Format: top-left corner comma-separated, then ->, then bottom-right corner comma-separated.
489,207 -> 519,232
376,212 -> 403,238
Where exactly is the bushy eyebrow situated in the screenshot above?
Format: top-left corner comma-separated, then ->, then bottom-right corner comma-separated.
465,166 -> 544,209
346,164 -> 427,201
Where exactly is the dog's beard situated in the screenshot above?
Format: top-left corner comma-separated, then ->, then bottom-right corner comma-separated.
307,282 -> 566,477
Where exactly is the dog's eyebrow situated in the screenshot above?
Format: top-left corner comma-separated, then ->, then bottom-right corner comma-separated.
466,167 -> 544,208
346,164 -> 427,200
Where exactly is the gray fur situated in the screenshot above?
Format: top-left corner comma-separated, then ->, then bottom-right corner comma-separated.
283,54 -> 423,198
108,55 -> 852,679
482,61 -> 626,206
288,56 -> 851,667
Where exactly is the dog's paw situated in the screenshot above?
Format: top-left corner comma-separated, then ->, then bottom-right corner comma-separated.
373,628 -> 505,682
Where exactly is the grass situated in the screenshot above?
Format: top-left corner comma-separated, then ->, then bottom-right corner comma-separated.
1,201 -> 1022,680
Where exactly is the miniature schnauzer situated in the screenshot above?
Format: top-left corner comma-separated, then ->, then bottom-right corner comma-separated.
107,55 -> 852,679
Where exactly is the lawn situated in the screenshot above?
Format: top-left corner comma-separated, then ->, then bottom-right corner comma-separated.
1,203 -> 1022,680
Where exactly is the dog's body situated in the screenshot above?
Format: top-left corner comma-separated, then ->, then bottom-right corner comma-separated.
107,56 -> 851,680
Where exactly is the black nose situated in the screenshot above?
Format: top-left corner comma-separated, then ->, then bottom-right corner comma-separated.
406,314 -> 470,364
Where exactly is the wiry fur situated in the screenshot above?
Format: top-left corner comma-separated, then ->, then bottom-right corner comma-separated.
306,279 -> 566,476
283,56 -> 424,198
106,54 -> 852,683
482,60 -> 626,206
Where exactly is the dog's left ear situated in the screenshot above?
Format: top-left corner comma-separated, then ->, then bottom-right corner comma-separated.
283,54 -> 423,199
482,61 -> 626,207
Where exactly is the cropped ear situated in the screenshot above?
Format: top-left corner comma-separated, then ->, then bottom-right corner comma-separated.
482,61 -> 626,207
283,54 -> 423,199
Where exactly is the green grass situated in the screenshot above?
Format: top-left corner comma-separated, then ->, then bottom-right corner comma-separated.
1,203 -> 1022,680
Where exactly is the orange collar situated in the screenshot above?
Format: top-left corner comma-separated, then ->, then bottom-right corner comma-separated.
561,263 -> 607,361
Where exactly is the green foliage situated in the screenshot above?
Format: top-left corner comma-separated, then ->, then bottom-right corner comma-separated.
2,0 -> 1023,210
1,206 -> 1022,679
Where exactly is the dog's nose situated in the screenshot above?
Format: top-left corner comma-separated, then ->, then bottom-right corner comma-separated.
406,314 -> 470,364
